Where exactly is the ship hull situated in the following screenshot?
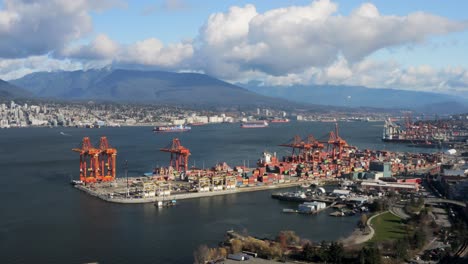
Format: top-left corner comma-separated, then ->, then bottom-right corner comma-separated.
240,121 -> 269,128
270,119 -> 290,123
154,129 -> 190,133
382,138 -> 427,143
271,193 -> 311,202
241,125 -> 268,128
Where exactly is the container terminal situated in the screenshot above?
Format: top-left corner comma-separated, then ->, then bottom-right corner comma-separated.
382,114 -> 468,146
72,124 -> 446,204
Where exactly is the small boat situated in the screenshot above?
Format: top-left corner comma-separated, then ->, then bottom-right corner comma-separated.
71,180 -> 84,186
282,208 -> 297,213
329,211 -> 345,217
240,120 -> 268,128
329,209 -> 355,217
155,199 -> 177,208
153,125 -> 191,133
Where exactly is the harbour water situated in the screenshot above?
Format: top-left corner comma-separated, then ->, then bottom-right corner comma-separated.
0,121 -> 433,263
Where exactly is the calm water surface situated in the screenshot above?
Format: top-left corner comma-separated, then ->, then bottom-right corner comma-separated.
0,121 -> 433,263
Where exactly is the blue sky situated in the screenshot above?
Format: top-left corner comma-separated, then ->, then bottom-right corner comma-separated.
0,0 -> 467,95
89,0 -> 468,68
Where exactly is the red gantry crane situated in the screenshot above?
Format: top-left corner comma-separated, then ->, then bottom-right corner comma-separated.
72,137 -> 101,183
279,135 -> 304,159
325,123 -> 354,160
160,138 -> 191,172
99,136 -> 117,182
305,134 -> 324,162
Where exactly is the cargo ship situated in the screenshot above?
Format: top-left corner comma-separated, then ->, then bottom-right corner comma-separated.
153,125 -> 191,133
271,118 -> 290,123
240,120 -> 269,128
382,118 -> 429,143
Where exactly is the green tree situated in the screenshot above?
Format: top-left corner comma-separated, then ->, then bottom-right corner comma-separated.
327,241 -> 344,264
315,240 -> 328,261
394,238 -> 409,261
411,228 -> 427,249
358,243 -> 381,264
417,196 -> 425,207
302,242 -> 317,261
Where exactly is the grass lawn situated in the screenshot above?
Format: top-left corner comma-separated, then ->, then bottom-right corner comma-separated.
369,212 -> 407,243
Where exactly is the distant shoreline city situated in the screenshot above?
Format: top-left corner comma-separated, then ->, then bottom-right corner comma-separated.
2,99 -> 462,129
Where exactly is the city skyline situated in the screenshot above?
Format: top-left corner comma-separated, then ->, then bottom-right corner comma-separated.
0,0 -> 467,97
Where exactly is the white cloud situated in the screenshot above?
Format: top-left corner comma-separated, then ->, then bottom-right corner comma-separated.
61,34 -> 120,60
0,0 -> 123,58
62,35 -> 194,68
253,57 -> 468,97
122,38 -> 193,67
192,0 -> 467,78
0,55 -> 83,80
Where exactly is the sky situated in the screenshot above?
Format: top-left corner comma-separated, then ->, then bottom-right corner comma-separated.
0,0 -> 467,96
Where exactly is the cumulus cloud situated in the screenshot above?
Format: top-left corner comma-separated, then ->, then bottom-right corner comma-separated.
0,0 -> 123,58
254,57 -> 468,97
122,38 -> 193,67
193,0 -> 467,78
61,34 -> 120,60
62,35 -> 194,68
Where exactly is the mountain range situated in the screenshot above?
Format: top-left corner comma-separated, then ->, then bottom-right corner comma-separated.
9,69 -> 291,108
240,83 -> 468,114
3,68 -> 467,114
0,79 -> 32,98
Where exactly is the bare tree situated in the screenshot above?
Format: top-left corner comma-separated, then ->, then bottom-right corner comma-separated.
193,244 -> 210,264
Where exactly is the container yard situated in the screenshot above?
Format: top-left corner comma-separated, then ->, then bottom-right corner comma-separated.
71,124 -> 446,204
382,114 -> 468,146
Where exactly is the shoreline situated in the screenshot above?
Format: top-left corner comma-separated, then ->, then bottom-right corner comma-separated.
339,211 -> 388,246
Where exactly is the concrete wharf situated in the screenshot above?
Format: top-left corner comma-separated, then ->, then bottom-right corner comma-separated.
75,180 -> 304,204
